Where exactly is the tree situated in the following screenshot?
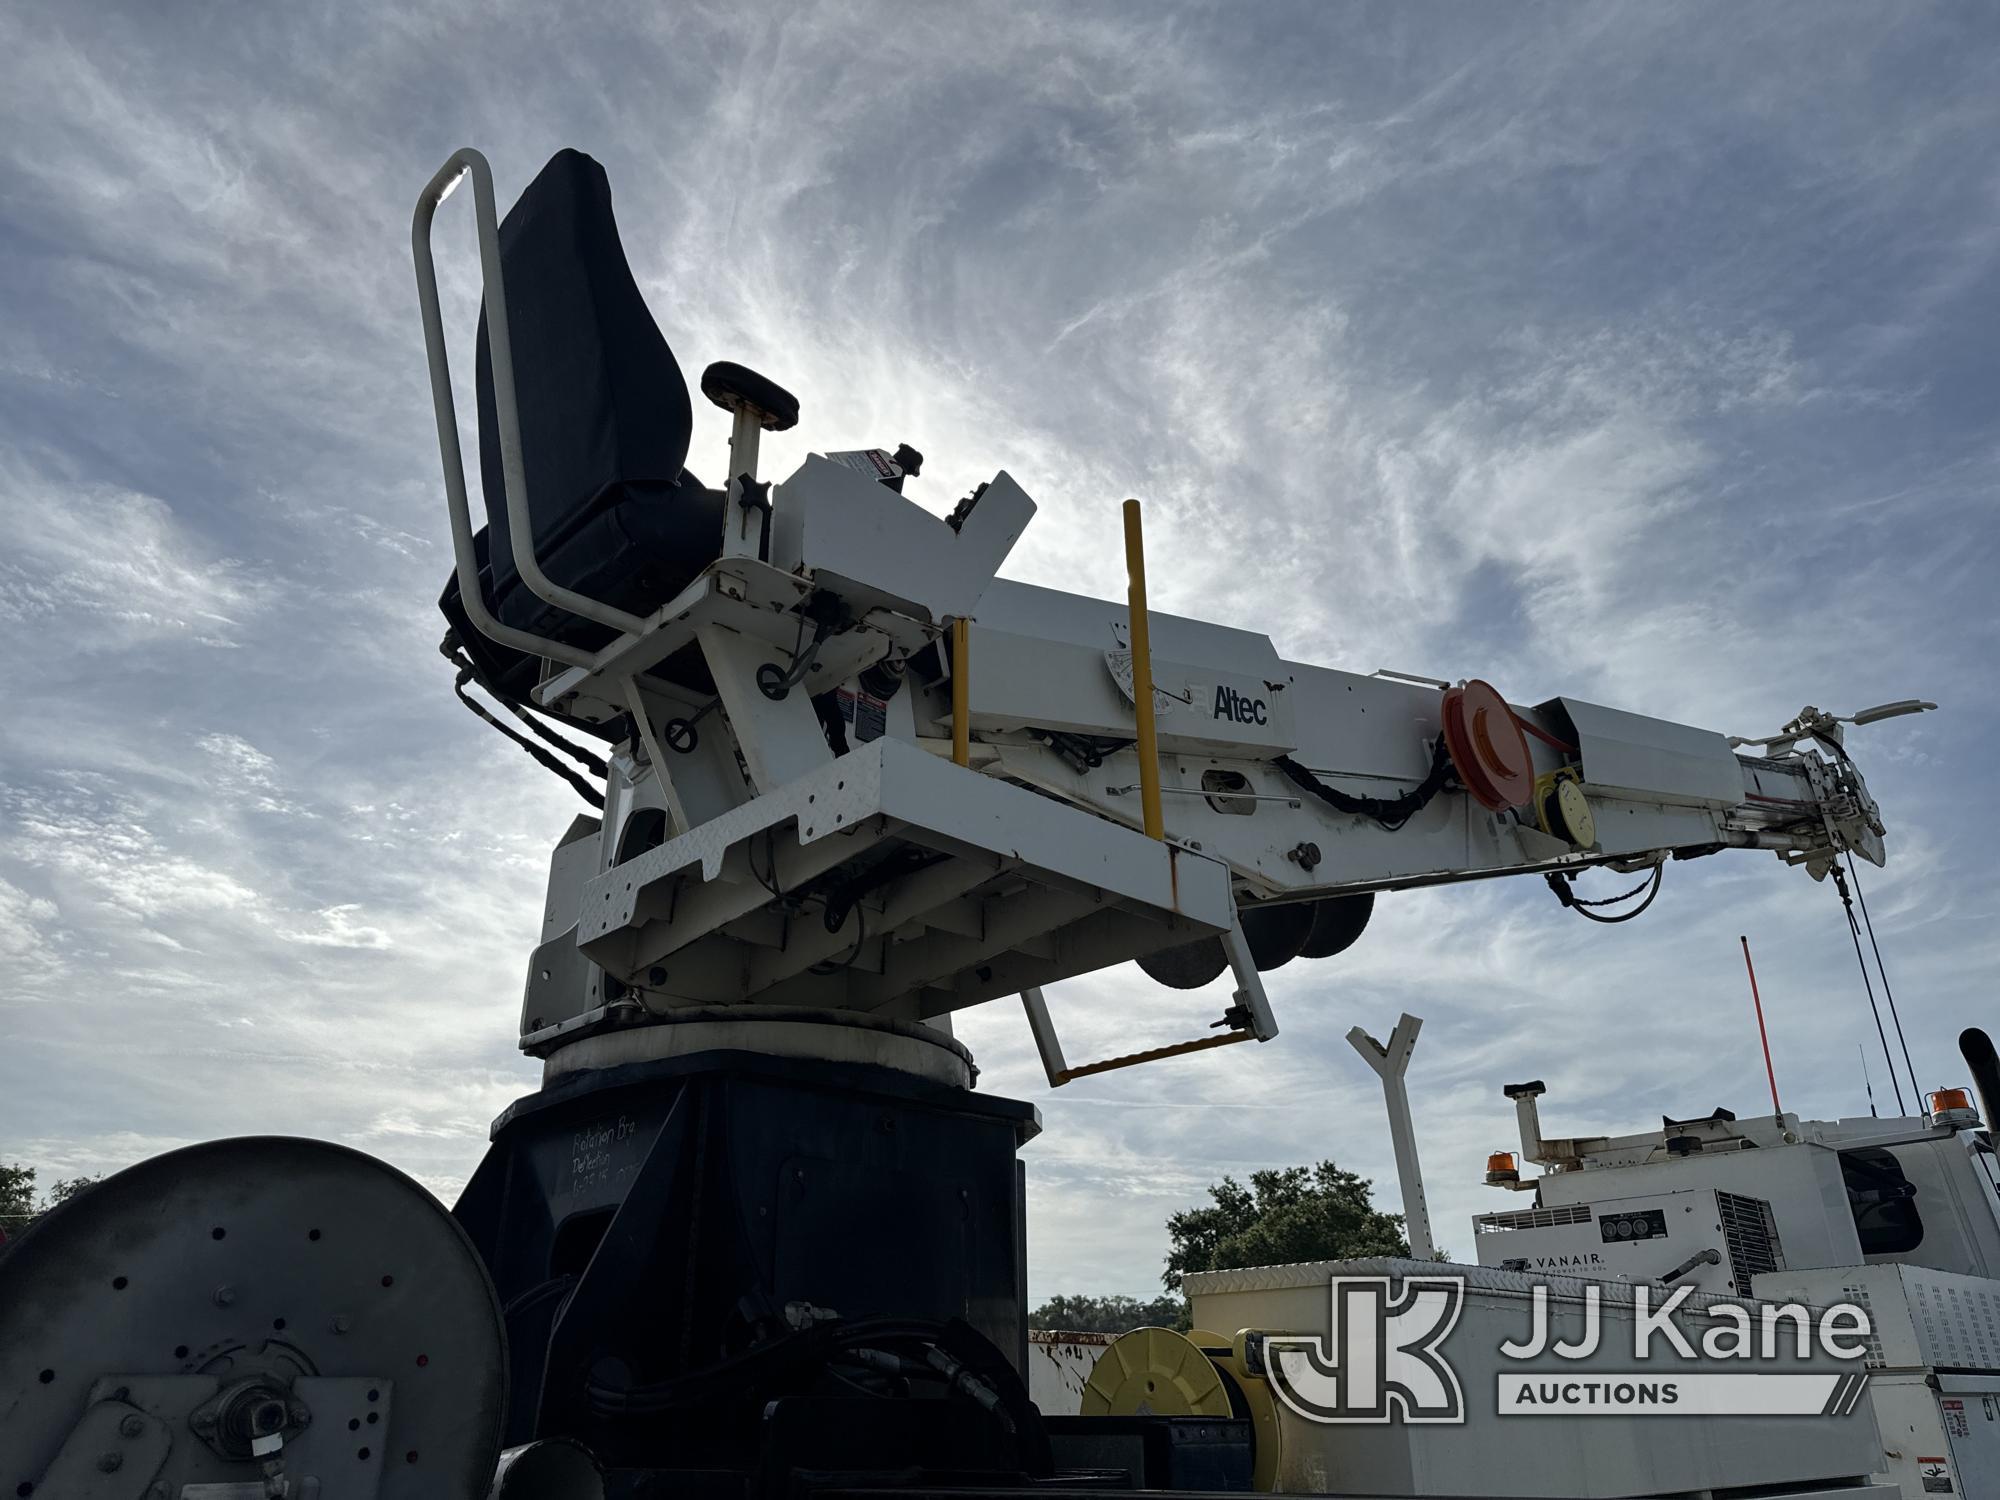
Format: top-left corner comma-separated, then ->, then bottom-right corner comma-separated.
1029,1292 -> 1187,1334
0,1162 -> 34,1235
42,1176 -> 98,1210
0,1165 -> 102,1241
1164,1161 -> 1408,1290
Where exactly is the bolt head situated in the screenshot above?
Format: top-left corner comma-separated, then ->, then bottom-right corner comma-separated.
212,1284 -> 236,1308
97,1449 -> 124,1472
118,1413 -> 146,1438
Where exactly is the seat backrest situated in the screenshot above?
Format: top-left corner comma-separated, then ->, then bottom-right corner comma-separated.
475,149 -> 694,601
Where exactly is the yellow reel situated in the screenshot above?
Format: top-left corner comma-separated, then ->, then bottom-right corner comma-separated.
1079,1326 -> 1233,1418
1216,1330 -> 1283,1492
1079,1326 -> 1287,1489
1534,766 -> 1596,848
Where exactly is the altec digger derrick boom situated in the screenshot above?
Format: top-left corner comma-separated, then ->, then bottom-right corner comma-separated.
411,147 -> 1917,1085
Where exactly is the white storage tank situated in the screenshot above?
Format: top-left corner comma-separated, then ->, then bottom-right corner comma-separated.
1186,1256 -> 1887,1498
1027,1328 -> 1111,1416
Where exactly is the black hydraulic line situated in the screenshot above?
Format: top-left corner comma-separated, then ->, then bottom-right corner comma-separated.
1564,863 -> 1664,924
494,684 -> 608,778
450,666 -> 604,809
1276,736 -> 1454,831
1832,863 -> 1907,1115
501,1273 -> 577,1320
584,1312 -> 1050,1476
750,829 -> 784,899
1543,863 -> 1664,924
808,903 -> 868,975
442,638 -> 608,804
1846,857 -> 1921,1112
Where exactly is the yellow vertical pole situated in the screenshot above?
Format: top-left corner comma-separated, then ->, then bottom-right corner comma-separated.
950,616 -> 971,767
1122,499 -> 1165,841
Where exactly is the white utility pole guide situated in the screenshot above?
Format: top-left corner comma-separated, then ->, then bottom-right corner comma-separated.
1347,1013 -> 1436,1261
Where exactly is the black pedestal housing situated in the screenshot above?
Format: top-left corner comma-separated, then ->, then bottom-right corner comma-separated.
453,1048 -> 1039,1472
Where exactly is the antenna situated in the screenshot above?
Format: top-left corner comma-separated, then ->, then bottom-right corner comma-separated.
1740,935 -> 1783,1120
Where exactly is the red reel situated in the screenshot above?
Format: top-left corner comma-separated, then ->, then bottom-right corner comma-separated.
1441,679 -> 1535,811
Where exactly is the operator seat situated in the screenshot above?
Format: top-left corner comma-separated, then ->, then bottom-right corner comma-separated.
440,148 -> 722,698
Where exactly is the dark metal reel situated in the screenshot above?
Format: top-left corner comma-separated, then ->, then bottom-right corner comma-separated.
1240,902 -> 1314,971
1135,937 -> 1229,990
1136,894 -> 1375,988
1298,892 -> 1375,959
0,1135 -> 506,1499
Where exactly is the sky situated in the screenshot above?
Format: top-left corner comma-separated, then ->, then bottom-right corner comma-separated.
0,2 -> 1995,1301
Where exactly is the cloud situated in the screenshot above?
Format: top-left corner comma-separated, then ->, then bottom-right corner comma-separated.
1,0 -> 1995,1303
0,463 -> 270,650
280,904 -> 394,950
9,782 -> 264,922
0,876 -> 59,965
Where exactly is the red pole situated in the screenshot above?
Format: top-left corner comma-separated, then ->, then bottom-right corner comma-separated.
1741,935 -> 1782,1118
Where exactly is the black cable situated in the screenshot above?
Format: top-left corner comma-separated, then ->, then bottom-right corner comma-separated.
492,684 -> 608,778
1832,863 -> 1907,1115
442,639 -> 608,799
1276,736 -> 1455,831
809,902 -> 867,974
825,1364 -> 895,1400
450,667 -> 604,809
1573,868 -> 1657,907
750,829 -> 784,899
1846,857 -> 1921,1111
501,1273 -> 577,1320
588,1316 -> 950,1412
1552,863 -> 1664,924
585,1315 -> 1049,1473
440,639 -> 608,775
1785,731 -> 1920,1113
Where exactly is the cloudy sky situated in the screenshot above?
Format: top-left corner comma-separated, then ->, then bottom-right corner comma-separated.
1,3 -> 1994,1299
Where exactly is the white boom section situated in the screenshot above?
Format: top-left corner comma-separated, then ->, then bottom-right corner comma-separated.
966,579 -> 1885,894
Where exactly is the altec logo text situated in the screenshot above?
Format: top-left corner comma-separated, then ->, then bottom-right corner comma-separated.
1261,1274 -> 1873,1424
1212,685 -> 1268,725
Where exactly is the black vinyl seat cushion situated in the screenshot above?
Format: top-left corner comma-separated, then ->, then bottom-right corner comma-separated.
474,468 -> 722,648
458,147 -> 722,649
438,507 -> 716,741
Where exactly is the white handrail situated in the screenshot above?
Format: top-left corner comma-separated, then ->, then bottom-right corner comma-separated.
410,148 -> 649,667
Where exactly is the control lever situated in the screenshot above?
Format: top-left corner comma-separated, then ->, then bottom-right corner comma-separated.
1659,1247 -> 1723,1286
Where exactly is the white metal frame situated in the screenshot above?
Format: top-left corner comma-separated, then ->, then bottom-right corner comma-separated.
413,149 -> 641,666
573,736 -> 1241,1021
412,148 -> 801,702
1014,913 -> 1281,1088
